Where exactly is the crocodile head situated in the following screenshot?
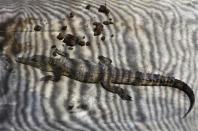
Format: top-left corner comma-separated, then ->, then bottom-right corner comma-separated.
16,55 -> 54,72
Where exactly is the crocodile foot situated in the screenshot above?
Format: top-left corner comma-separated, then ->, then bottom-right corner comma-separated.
40,75 -> 61,82
117,88 -> 132,101
98,55 -> 112,65
50,45 -> 69,58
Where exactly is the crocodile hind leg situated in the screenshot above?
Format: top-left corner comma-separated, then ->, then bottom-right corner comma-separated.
101,79 -> 132,101
98,56 -> 131,100
98,56 -> 112,65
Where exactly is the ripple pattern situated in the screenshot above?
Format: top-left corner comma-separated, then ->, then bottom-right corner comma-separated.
0,0 -> 198,131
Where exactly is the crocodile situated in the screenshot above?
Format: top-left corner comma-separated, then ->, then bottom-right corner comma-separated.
15,49 -> 194,118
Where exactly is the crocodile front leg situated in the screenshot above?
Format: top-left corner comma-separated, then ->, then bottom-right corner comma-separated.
101,78 -> 132,101
40,66 -> 62,82
50,45 -> 69,58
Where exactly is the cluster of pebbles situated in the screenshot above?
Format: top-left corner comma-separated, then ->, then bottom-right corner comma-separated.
93,4 -> 114,41
33,4 -> 114,50
57,32 -> 90,50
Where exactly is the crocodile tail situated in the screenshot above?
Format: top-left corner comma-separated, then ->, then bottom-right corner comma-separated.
111,70 -> 194,117
171,79 -> 194,118
133,72 -> 194,118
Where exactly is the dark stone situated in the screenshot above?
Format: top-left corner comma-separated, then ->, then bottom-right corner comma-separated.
68,12 -> 74,18
101,36 -> 105,41
51,45 -> 56,48
93,22 -> 100,26
111,34 -> 114,37
34,25 -> 42,31
98,5 -> 110,15
61,26 -> 67,31
103,21 -> 113,25
86,41 -> 91,46
78,41 -> 85,46
57,32 -> 65,40
85,4 -> 91,10
68,47 -> 73,50
67,105 -> 74,110
79,104 -> 89,110
63,34 -> 79,46
93,22 -> 103,36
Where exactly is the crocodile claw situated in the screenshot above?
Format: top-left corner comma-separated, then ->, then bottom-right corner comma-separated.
119,94 -> 132,101
40,75 -> 61,82
117,89 -> 132,101
40,75 -> 53,81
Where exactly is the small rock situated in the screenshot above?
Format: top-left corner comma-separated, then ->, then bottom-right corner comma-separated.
93,22 -> 103,36
86,41 -> 91,46
68,47 -> 73,50
111,34 -> 114,37
79,104 -> 89,110
63,34 -> 79,46
51,45 -> 56,49
85,4 -> 91,10
61,26 -> 67,31
68,12 -> 74,18
57,32 -> 65,40
98,5 -> 110,15
67,105 -> 74,110
34,25 -> 42,31
93,22 -> 100,26
101,36 -> 105,41
78,41 -> 85,46
103,21 -> 113,25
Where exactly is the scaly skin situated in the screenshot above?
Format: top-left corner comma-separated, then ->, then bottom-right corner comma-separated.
16,54 -> 194,118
